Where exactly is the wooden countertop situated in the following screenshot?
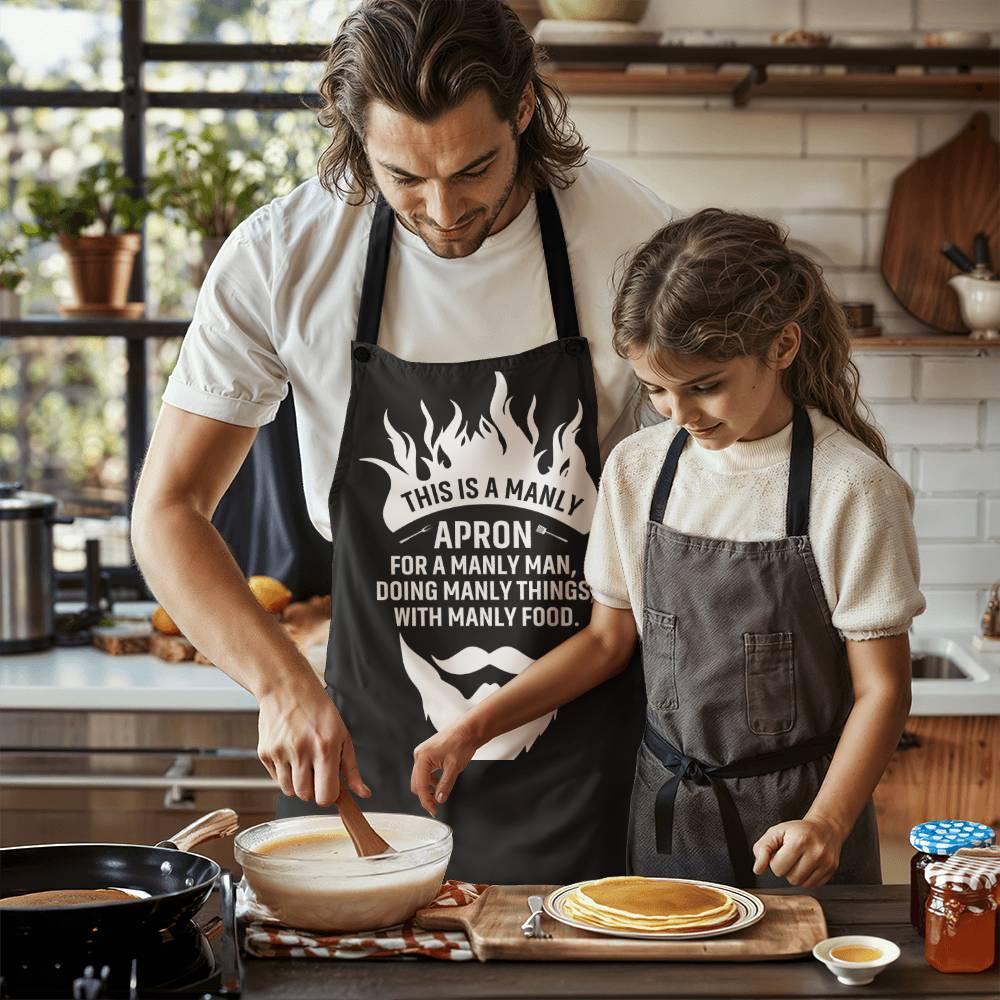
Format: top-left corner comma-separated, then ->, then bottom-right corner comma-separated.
239,884 -> 998,998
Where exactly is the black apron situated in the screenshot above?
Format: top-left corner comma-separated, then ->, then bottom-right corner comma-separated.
280,191 -> 644,885
212,388 -> 332,599
628,407 -> 881,887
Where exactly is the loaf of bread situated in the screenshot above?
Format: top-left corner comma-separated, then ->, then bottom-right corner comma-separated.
150,633 -> 196,662
92,621 -> 152,655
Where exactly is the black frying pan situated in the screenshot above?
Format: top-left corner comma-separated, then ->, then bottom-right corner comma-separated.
0,809 -> 237,946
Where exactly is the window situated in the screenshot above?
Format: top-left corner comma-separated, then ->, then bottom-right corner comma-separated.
0,0 -> 348,592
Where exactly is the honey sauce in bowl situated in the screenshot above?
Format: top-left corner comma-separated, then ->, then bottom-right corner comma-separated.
256,829 -> 361,859
830,945 -> 883,963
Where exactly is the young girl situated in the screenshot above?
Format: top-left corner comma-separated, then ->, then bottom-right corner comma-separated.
410,208 -> 924,888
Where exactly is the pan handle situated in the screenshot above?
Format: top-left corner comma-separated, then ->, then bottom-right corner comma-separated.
157,808 -> 239,852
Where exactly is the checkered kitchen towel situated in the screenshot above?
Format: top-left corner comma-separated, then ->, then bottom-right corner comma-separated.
238,880 -> 486,960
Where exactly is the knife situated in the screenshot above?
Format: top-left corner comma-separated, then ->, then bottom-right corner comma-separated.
972,232 -> 993,272
941,242 -> 975,273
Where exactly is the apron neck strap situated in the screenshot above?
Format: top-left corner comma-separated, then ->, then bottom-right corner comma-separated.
355,196 -> 395,346
648,424 -> 688,525
535,188 -> 581,340
785,404 -> 813,537
648,404 -> 814,536
355,189 -> 580,347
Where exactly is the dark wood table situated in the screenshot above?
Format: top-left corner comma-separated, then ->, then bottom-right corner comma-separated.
241,885 -> 1000,998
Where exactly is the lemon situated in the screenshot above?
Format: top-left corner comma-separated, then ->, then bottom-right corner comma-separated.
151,606 -> 181,636
248,575 -> 292,614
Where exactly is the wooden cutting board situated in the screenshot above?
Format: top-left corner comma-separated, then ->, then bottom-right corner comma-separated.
881,111 -> 999,333
414,885 -> 827,961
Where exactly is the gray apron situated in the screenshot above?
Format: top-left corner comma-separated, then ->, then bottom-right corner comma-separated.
629,406 -> 881,887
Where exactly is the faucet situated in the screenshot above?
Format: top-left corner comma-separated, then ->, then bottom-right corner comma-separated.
983,580 -> 1000,638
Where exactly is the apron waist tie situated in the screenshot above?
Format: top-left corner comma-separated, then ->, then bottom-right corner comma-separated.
644,723 -> 842,887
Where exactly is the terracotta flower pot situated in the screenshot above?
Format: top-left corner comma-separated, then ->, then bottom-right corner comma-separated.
58,233 -> 141,308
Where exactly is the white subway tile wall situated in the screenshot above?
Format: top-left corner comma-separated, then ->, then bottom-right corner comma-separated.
570,0 -> 1000,630
987,403 -> 1000,446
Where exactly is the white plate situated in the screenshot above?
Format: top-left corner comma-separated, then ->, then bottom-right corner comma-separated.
543,877 -> 766,941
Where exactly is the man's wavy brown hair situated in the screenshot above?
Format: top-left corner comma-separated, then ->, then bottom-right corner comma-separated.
612,208 -> 889,462
315,0 -> 586,204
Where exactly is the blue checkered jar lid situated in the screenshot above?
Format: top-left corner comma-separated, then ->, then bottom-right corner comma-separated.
910,820 -> 996,855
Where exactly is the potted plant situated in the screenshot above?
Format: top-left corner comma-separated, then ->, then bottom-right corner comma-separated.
148,129 -> 269,288
0,246 -> 26,320
20,161 -> 151,316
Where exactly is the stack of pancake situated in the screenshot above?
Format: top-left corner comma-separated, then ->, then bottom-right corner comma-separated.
562,876 -> 739,934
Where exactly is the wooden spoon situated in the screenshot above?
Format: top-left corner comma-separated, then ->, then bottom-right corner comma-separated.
335,789 -> 395,857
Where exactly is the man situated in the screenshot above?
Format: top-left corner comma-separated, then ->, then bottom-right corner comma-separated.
132,0 -> 674,884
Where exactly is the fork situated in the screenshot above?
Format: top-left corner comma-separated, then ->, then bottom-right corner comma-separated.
520,894 -> 552,939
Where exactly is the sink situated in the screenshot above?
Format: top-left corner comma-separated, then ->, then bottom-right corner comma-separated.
909,637 -> 989,683
911,653 -> 970,680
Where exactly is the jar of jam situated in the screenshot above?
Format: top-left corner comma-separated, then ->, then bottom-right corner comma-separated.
910,821 -> 996,934
924,865 -> 997,974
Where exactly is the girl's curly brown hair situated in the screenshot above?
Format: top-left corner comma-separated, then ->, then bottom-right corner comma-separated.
315,0 -> 587,204
612,208 -> 888,463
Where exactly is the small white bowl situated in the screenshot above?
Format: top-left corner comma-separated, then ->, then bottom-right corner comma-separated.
813,935 -> 901,986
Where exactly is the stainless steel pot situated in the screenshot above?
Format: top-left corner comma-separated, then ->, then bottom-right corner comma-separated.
0,482 -> 59,653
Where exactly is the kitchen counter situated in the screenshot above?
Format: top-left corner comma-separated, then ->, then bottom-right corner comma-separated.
0,643 -> 259,711
0,602 -> 327,712
2,613 -> 999,714
237,885 -> 997,998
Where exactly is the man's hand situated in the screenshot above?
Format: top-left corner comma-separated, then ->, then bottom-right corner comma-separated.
410,724 -> 478,816
257,675 -> 370,807
752,816 -> 844,888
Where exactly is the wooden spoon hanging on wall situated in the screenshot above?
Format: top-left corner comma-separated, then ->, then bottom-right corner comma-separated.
335,789 -> 396,857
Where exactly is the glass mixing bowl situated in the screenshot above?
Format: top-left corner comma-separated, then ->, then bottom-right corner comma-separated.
234,812 -> 452,931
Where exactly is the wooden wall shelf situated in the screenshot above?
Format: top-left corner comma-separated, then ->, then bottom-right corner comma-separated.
546,70 -> 999,103
851,335 -> 999,350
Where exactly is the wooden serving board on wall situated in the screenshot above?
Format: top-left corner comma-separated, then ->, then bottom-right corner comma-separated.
414,885 -> 827,961
881,112 -> 999,333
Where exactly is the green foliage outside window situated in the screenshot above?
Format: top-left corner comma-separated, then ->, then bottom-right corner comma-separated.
147,128 -> 269,238
0,247 -> 26,292
1,0 -> 348,506
21,162 -> 152,240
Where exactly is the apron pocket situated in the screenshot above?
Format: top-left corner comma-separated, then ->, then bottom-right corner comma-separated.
643,609 -> 678,712
743,631 -> 796,735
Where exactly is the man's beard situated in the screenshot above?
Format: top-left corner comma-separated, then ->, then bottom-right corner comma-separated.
399,634 -> 557,760
397,157 -> 520,260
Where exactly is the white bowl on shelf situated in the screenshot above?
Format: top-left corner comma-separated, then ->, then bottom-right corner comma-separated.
539,0 -> 649,21
949,275 -> 1000,340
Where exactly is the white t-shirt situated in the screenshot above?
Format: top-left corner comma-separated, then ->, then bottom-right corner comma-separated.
163,157 -> 675,541
584,409 -> 925,642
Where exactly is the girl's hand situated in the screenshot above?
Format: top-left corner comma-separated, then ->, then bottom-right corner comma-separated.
411,724 -> 478,816
752,817 -> 844,888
